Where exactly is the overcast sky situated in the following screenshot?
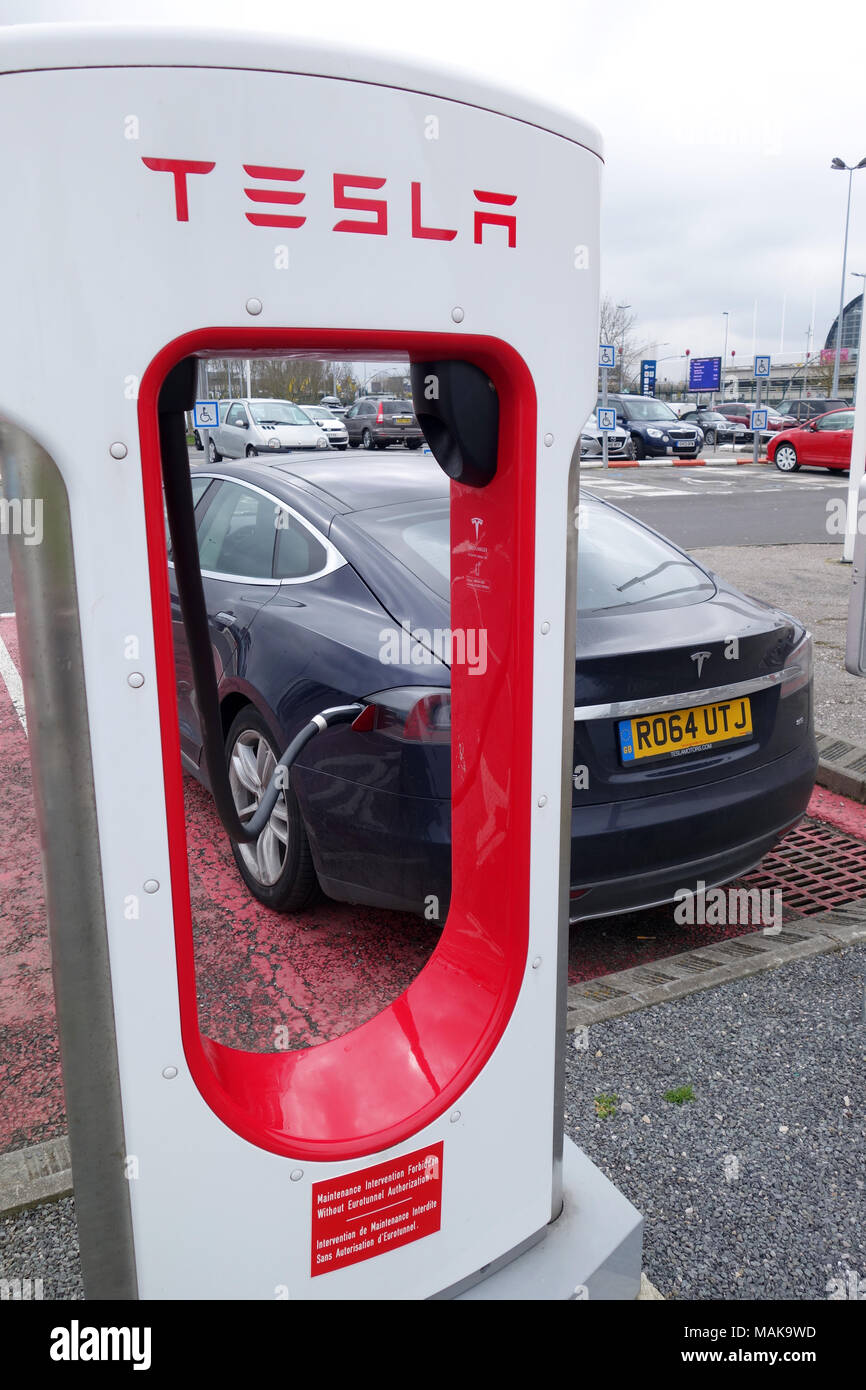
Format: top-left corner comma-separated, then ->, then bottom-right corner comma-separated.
5,0 -> 864,379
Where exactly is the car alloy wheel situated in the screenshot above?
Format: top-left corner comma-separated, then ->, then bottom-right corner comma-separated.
225,707 -> 318,911
362,428 -> 375,450
774,445 -> 800,473
631,433 -> 646,460
207,437 -> 222,463
705,429 -> 716,447
245,444 -> 257,458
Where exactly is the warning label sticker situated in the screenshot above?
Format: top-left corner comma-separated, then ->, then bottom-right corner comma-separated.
311,1141 -> 443,1277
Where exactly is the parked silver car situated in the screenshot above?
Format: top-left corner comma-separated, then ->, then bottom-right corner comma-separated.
579,414 -> 635,460
300,405 -> 349,449
206,399 -> 329,461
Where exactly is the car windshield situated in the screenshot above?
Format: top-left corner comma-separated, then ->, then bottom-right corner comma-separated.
249,402 -> 314,426
607,397 -> 678,422
695,412 -> 727,424
352,497 -> 714,614
305,408 -> 337,421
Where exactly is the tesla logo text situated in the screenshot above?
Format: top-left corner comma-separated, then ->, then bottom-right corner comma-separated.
141,158 -> 517,245
690,650 -> 711,678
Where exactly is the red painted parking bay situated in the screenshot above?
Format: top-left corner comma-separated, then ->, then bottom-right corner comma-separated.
1,611 -> 864,1153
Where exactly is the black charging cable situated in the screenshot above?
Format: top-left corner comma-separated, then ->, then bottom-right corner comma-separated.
158,363 -> 363,845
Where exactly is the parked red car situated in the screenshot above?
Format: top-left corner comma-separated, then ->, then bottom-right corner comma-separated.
767,407 -> 855,473
717,402 -> 796,432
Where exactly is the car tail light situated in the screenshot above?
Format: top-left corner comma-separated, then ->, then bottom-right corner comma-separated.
780,631 -> 812,698
352,687 -> 451,742
376,402 -> 384,424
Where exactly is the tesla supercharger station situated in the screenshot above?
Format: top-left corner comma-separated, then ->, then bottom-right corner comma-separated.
0,22 -> 642,1299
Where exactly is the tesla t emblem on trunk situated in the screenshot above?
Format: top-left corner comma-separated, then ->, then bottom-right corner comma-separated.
691,650 -> 712,678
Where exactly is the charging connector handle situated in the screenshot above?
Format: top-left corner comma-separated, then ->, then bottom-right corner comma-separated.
239,704 -> 364,840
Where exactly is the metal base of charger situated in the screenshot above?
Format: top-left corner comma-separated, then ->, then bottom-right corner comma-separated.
444,1137 -> 643,1301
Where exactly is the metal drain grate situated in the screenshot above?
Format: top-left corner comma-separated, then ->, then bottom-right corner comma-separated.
819,739 -> 853,762
759,929 -> 808,945
675,955 -> 719,974
847,752 -> 866,775
712,940 -> 767,959
630,968 -> 677,986
736,818 -> 866,917
579,981 -> 628,1001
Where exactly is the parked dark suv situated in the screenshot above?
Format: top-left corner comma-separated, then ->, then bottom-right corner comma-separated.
776,398 -> 849,424
601,394 -> 703,459
345,397 -> 424,450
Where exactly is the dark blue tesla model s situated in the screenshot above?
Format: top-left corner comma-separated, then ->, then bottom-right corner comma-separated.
169,455 -> 817,922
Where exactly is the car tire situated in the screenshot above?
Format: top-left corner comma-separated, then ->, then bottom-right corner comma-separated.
245,445 -> 257,458
631,434 -> 646,460
704,428 -> 716,447
336,444 -> 348,451
225,706 -> 319,912
624,437 -> 636,460
406,441 -> 422,450
774,444 -> 800,473
348,439 -> 359,448
194,431 -> 203,451
362,429 -> 375,450
207,437 -> 222,463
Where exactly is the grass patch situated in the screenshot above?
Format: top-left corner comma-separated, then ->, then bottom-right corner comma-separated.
594,1092 -> 618,1119
664,1085 -> 695,1105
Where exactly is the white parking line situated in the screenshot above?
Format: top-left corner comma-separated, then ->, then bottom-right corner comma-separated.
0,635 -> 26,733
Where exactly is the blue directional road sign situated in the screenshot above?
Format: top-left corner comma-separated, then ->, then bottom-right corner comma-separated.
194,400 -> 220,429
640,359 -> 657,396
751,409 -> 768,431
754,356 -> 771,379
597,407 -> 617,431
598,344 -> 616,369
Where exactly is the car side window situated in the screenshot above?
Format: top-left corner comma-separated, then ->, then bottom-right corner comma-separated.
816,412 -> 852,431
226,404 -> 246,426
196,481 -> 278,578
164,474 -> 213,560
273,511 -> 329,580
345,404 -> 357,418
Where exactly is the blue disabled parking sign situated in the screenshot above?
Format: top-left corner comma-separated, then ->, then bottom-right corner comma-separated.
751,408 -> 768,430
194,400 -> 220,429
754,355 -> 771,379
597,407 -> 616,431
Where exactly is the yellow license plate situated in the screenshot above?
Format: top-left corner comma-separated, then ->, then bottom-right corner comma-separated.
617,697 -> 752,763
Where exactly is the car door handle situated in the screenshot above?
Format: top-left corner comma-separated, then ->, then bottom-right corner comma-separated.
215,611 -> 237,630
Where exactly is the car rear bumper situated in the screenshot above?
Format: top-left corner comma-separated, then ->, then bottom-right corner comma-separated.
293,737 -> 816,922
568,737 -> 817,920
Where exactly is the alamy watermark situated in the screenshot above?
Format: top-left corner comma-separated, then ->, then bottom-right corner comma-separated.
673,880 -> 782,932
0,497 -> 43,545
379,620 -> 487,675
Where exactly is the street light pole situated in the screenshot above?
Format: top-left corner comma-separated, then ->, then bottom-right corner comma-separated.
616,303 -> 631,389
720,311 -> 729,405
830,157 -> 866,397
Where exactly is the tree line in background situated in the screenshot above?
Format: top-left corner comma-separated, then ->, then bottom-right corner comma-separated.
202,359 -> 408,404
